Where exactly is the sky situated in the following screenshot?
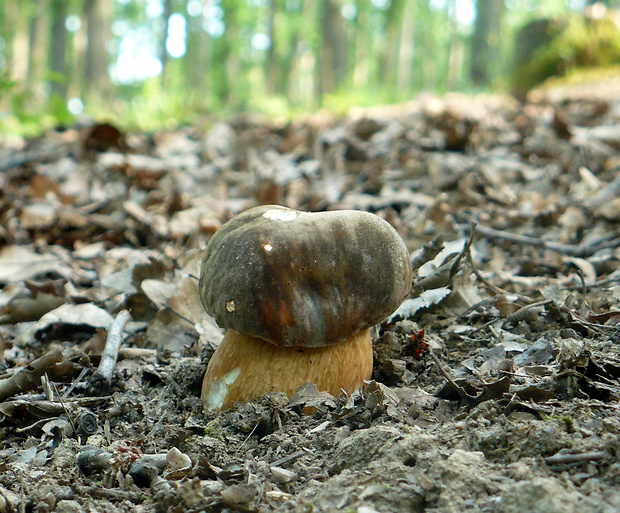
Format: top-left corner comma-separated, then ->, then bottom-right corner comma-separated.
110,0 -> 225,83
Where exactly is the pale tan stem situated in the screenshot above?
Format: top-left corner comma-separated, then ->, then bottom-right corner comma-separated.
202,328 -> 372,411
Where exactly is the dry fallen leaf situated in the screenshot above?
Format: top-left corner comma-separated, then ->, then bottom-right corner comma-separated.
0,246 -> 73,283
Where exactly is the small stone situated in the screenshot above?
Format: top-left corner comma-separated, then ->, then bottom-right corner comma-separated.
270,466 -> 297,484
166,447 -> 192,471
220,484 -> 257,507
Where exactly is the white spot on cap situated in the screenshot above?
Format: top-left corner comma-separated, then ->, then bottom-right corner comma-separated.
203,367 -> 241,411
263,209 -> 299,222
263,242 -> 273,252
225,300 -> 235,312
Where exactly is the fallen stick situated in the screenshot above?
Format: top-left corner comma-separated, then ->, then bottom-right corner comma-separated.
544,451 -> 606,466
88,310 -> 132,395
474,225 -> 620,258
0,349 -> 64,402
118,347 -> 157,360
428,351 -> 473,400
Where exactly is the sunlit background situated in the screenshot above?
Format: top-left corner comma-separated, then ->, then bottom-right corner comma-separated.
1,0 -> 618,133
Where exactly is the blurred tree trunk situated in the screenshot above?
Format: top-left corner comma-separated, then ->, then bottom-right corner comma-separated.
160,0 -> 172,84
220,0 -> 241,107
275,0 -> 304,101
265,0 -> 277,95
352,1 -> 370,89
69,7 -> 87,102
186,4 -> 210,97
383,0 -> 405,99
288,0 -> 315,109
10,3 -> 31,85
49,0 -> 68,99
396,0 -> 416,97
446,0 -> 463,90
319,0 -> 347,99
26,0 -> 49,96
83,0 -> 111,104
470,0 -> 504,88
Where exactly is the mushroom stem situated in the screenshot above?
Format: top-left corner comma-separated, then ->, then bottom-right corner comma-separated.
201,328 -> 373,411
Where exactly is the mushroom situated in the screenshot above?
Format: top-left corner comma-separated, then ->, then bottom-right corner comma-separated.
199,205 -> 412,411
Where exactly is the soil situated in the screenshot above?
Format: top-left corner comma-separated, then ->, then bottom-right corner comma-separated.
0,83 -> 619,513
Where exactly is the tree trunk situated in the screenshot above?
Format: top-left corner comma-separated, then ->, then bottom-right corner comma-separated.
383,0 -> 405,98
288,0 -> 315,109
275,0 -> 305,100
186,3 -> 210,96
265,0 -> 278,95
470,0 -> 505,88
160,0 -> 173,84
396,0 -> 416,96
446,0 -> 463,90
83,0 -> 111,104
319,0 -> 347,99
219,0 -> 241,107
27,0 -> 44,90
351,0 -> 369,89
49,0 -> 68,99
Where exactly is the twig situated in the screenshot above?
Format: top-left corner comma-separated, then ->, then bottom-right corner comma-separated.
467,299 -> 554,336
544,451 -> 606,466
0,397 -> 108,420
474,224 -> 620,258
568,267 -> 620,289
0,349 -> 64,402
19,473 -> 25,513
118,347 -> 157,360
239,422 -> 260,450
504,299 -> 555,324
466,250 -> 533,303
88,310 -> 131,395
48,377 -> 80,440
428,351 -> 471,399
574,267 -> 587,314
62,367 -> 90,399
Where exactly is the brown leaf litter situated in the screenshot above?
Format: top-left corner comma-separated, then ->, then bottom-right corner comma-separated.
0,87 -> 619,512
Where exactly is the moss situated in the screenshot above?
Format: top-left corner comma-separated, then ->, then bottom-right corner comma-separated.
537,65 -> 620,89
512,14 -> 620,97
203,420 -> 222,439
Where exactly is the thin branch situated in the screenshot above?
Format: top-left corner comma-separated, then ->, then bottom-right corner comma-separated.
466,250 -> 533,303
428,351 -> 472,399
88,310 -> 132,396
474,224 -> 620,258
504,300 -> 554,323
544,451 -> 606,466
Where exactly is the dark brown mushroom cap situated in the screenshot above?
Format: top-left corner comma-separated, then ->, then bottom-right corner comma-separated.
199,205 -> 412,347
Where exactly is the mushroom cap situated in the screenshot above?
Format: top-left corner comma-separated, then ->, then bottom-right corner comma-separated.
199,205 -> 412,347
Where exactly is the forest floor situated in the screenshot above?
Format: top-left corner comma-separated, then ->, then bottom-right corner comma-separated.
0,80 -> 619,513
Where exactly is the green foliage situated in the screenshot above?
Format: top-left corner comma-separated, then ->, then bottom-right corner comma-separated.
321,88 -> 394,117
0,73 -> 17,93
4,0 -> 618,134
109,78 -> 204,132
203,420 -> 221,439
547,15 -> 620,69
247,94 -> 298,121
512,14 -> 620,94
47,93 -> 75,126
536,64 -> 620,92
0,85 -> 74,136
